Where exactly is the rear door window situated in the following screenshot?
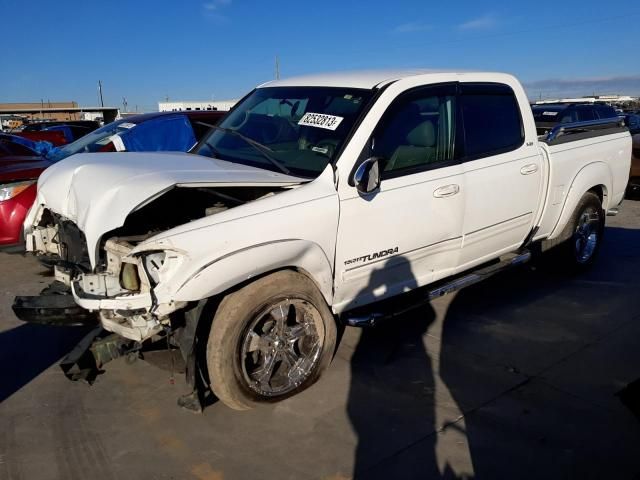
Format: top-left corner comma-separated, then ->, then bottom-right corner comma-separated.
595,105 -> 617,119
576,106 -> 596,122
460,83 -> 524,160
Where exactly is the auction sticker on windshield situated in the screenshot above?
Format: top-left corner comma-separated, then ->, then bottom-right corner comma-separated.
298,112 -> 344,131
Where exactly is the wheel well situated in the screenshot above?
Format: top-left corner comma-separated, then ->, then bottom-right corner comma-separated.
182,266 -> 333,397
211,265 -> 327,303
178,266 -> 335,407
588,185 -> 607,208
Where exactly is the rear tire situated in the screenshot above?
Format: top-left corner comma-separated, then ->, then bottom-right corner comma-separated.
206,270 -> 337,410
556,191 -> 605,271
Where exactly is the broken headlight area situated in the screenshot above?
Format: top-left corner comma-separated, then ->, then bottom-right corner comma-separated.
101,237 -> 184,293
142,251 -> 166,286
120,262 -> 140,291
71,241 -> 187,342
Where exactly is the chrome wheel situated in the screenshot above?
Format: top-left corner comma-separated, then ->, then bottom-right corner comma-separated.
240,299 -> 324,397
574,206 -> 601,264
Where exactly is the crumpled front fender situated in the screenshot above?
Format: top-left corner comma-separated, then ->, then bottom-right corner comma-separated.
173,239 -> 335,305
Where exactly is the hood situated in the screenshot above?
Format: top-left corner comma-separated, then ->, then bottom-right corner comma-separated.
33,151 -> 306,265
0,155 -> 51,182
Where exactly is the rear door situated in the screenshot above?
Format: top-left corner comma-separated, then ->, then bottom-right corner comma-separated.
458,82 -> 544,269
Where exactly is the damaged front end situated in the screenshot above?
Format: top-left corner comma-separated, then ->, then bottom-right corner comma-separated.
16,211 -> 185,341
14,183 -> 292,404
72,236 -> 187,342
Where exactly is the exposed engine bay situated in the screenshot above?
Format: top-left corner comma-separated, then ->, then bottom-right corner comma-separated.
31,185 -> 287,271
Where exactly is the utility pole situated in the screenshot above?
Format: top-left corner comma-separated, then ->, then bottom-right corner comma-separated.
98,80 -> 104,107
275,56 -> 280,80
122,97 -> 128,113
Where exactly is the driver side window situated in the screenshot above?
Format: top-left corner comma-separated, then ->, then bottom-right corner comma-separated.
371,86 -> 457,177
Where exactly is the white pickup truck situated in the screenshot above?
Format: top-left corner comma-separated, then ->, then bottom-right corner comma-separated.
15,70 -> 631,411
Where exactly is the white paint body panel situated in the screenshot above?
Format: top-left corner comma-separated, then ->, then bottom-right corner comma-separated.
24,70 -> 632,339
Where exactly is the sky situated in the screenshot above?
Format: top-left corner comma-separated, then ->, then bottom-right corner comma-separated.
1,0 -> 639,111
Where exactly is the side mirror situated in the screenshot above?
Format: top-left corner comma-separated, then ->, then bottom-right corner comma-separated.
354,157 -> 381,194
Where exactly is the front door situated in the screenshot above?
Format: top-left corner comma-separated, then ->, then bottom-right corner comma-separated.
333,83 -> 465,313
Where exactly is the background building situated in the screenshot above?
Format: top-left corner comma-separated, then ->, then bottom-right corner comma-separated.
0,101 -> 80,121
158,100 -> 238,112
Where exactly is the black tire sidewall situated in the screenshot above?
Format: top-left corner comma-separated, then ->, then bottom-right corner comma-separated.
206,270 -> 337,410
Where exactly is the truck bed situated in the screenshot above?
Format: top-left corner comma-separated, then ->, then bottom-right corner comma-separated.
535,119 -> 631,241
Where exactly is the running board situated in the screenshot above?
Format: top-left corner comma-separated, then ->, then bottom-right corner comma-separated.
344,250 -> 531,327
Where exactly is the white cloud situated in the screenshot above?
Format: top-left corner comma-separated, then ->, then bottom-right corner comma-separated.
458,14 -> 498,31
202,0 -> 231,22
393,22 -> 432,34
202,0 -> 231,11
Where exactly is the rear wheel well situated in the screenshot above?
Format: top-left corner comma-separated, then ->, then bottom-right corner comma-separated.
587,185 -> 607,209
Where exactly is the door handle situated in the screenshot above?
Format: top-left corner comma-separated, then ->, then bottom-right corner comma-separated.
520,164 -> 539,175
433,184 -> 460,198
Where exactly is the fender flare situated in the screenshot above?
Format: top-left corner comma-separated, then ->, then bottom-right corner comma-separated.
547,161 -> 611,240
173,239 -> 335,305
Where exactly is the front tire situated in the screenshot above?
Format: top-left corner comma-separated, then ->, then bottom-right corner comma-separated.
206,270 -> 337,410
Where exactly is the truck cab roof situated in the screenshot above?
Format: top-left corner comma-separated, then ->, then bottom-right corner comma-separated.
259,69 -> 512,89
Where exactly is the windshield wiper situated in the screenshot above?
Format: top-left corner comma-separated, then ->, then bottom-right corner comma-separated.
196,122 -> 290,175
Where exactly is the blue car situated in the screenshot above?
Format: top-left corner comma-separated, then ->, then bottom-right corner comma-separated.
46,110 -> 227,162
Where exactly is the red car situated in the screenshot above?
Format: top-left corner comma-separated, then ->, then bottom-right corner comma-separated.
0,138 -> 52,249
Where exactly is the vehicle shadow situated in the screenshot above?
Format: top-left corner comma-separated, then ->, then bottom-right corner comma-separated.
0,323 -> 92,403
345,256 -> 451,479
344,225 -> 640,478
436,225 -> 640,478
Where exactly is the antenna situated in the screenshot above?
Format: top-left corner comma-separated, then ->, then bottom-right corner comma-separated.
98,80 -> 104,107
275,56 -> 280,80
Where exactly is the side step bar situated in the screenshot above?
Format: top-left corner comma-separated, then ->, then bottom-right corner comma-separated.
344,250 -> 531,327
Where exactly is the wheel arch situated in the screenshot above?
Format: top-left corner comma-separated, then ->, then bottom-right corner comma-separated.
174,239 -> 335,306
547,162 -> 611,241
173,243 -> 336,404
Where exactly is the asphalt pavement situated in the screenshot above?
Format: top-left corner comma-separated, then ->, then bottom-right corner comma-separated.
1,200 -> 639,479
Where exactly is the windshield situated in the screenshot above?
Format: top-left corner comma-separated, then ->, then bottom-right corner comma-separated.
47,114 -> 198,162
192,86 -> 373,177
46,119 -> 134,161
